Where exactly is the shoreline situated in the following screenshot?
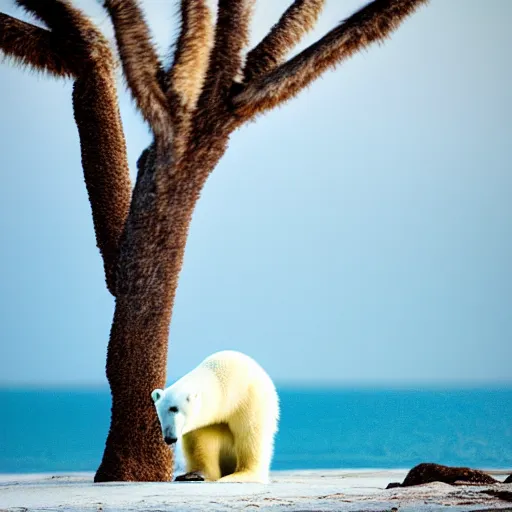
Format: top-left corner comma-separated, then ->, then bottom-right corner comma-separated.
1,469 -> 511,511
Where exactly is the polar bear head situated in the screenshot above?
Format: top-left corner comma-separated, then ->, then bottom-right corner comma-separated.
151,387 -> 200,445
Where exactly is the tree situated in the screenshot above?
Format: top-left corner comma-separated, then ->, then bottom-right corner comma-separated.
0,0 -> 428,482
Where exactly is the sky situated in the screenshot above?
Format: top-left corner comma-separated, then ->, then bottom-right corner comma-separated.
0,0 -> 511,387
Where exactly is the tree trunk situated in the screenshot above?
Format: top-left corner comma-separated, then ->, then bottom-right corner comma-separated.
95,145 -> 205,481
94,294 -> 174,481
94,141 -> 220,482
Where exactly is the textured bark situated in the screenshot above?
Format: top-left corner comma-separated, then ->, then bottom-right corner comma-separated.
104,0 -> 171,137
168,0 -> 214,113
94,297 -> 174,481
8,0 -> 132,294
243,0 -> 326,82
198,0 -> 254,114
1,0 -> 428,482
234,0 -> 429,120
0,13 -> 76,76
73,73 -> 131,294
95,136 -> 229,481
167,0 -> 214,160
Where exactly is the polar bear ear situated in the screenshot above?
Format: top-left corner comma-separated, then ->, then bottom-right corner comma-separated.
151,389 -> 164,403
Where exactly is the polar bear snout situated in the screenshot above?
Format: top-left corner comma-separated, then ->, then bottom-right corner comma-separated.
164,435 -> 178,445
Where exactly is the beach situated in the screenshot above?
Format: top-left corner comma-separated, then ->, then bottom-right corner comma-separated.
1,470 -> 511,511
2,390 -> 512,510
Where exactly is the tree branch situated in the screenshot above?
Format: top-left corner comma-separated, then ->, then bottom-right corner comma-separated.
233,0 -> 428,119
16,0 -> 79,29
0,13 -> 76,77
243,0 -> 325,83
3,1 -> 132,295
15,0 -> 112,69
168,0 -> 214,115
197,0 -> 254,116
103,0 -> 172,137
73,72 -> 132,296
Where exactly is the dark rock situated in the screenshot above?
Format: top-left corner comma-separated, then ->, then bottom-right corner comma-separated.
174,471 -> 205,482
481,490 -> 512,502
400,463 -> 498,487
386,482 -> 402,489
504,475 -> 512,484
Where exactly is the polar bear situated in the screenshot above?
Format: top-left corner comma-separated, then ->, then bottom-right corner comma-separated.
151,350 -> 279,483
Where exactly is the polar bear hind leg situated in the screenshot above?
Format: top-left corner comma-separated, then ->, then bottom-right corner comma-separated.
181,424 -> 236,481
217,438 -> 272,482
218,380 -> 278,483
218,422 -> 274,483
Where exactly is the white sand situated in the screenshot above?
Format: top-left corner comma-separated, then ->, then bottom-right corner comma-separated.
0,470 -> 511,511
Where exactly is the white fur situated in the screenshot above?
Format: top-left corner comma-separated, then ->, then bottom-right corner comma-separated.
152,350 -> 279,483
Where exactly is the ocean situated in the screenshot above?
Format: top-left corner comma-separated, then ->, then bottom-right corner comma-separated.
1,388 -> 511,474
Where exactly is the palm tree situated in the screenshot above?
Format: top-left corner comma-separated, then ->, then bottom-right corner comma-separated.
0,0 -> 428,482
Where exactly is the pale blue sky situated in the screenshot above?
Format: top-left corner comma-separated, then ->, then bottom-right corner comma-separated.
0,0 -> 511,386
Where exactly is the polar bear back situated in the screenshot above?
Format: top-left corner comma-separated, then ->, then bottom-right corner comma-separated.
205,351 -> 278,421
174,350 -> 279,433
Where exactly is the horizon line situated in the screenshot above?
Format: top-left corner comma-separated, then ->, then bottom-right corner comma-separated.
1,380 -> 512,391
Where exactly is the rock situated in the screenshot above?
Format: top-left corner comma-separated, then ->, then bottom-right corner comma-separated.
400,463 -> 498,487
174,471 -> 205,482
386,482 -> 402,489
504,475 -> 512,484
481,490 -> 512,502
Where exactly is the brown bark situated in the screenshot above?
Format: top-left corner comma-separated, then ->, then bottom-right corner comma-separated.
167,0 -> 213,113
94,0 -> 236,480
243,0 -> 326,82
9,0 -> 132,295
94,216 -> 193,481
1,0 -> 428,482
104,0 -> 171,136
95,296 -> 174,481
73,72 -> 131,295
0,13 -> 76,76
95,136 -> 229,480
234,0 -> 429,120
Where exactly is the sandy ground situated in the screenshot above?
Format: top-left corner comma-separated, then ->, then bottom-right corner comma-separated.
0,470 -> 511,511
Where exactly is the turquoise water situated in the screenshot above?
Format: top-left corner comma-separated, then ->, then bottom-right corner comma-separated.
1,388 -> 511,473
